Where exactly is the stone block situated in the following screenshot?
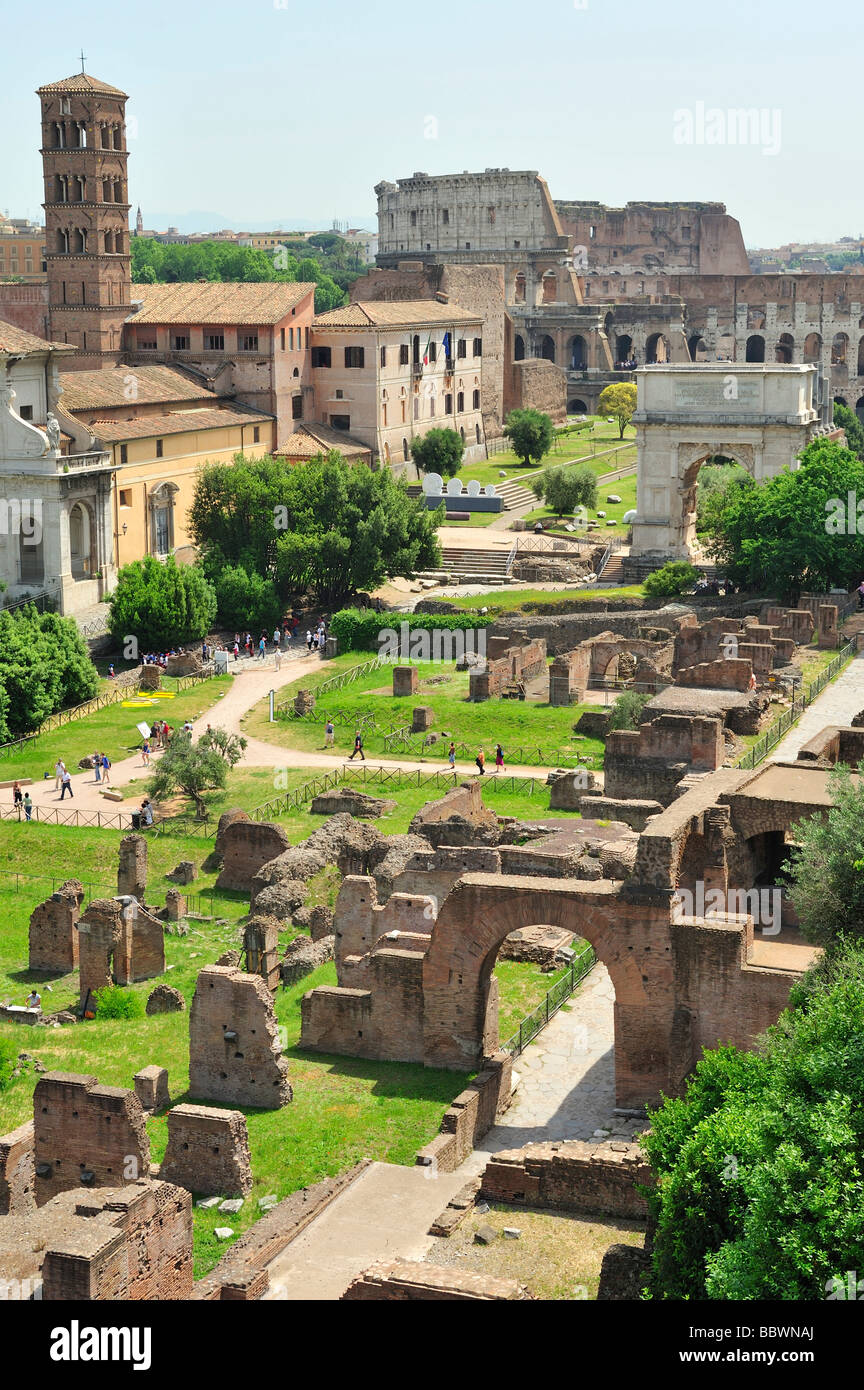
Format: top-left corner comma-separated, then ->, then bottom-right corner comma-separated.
146,982 -> 185,1015
393,666 -> 419,696
160,1103 -> 252,1197
188,966 -> 292,1109
133,1064 -> 170,1113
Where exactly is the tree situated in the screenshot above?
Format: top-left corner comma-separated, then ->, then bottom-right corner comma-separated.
787,763 -> 864,949
503,408 -> 554,467
598,382 -> 638,439
147,734 -> 229,817
534,464 -> 597,518
198,727 -> 247,764
643,937 -> 864,1300
834,400 -> 864,460
642,560 -> 700,597
703,438 -> 864,597
0,605 -> 98,741
695,460 -> 749,533
609,690 -> 651,731
107,554 -> 216,652
134,263 -> 158,284
410,428 -> 464,480
213,564 -> 282,632
191,451 -> 441,608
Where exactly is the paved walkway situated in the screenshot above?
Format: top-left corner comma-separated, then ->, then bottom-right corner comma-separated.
262,1161 -> 467,1300
769,648 -> 864,762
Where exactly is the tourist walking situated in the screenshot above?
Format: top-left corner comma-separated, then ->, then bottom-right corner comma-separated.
54,758 -> 65,791
23,793 -> 32,821
142,739 -> 151,767
306,629 -> 313,651
325,719 -> 335,747
494,743 -> 505,774
475,748 -> 486,776
273,626 -> 281,648
12,782 -> 22,809
275,647 -> 282,671
59,767 -> 73,800
349,730 -> 365,761
448,741 -> 456,769
233,639 -> 240,662
93,748 -> 102,782
101,752 -> 111,786
258,635 -> 267,660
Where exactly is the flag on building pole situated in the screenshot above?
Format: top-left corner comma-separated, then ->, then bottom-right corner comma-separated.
423,334 -> 432,365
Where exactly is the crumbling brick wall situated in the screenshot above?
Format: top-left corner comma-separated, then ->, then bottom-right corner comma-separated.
469,634 -> 547,700
77,897 -> 165,1009
117,834 -> 147,899
408,780 -> 500,848
333,877 -> 436,974
242,914 -> 281,991
0,1120 -> 35,1215
188,966 -> 292,1109
159,1104 -> 252,1197
479,1139 -> 651,1217
33,1072 -> 151,1204
28,879 -> 84,974
415,1052 -> 513,1173
675,657 -> 753,691
40,1180 -> 193,1301
604,715 -> 723,805
341,1259 -> 528,1301
216,818 -> 291,892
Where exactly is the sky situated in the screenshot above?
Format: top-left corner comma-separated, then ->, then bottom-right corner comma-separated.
0,0 -> 858,246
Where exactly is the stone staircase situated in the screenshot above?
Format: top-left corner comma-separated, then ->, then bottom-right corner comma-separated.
596,552 -> 626,586
438,546 -> 513,582
493,479 -> 537,511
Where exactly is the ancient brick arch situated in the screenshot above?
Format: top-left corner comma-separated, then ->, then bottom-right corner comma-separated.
422,874 -> 679,1107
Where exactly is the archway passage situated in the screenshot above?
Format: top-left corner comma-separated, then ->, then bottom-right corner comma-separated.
688,334 -> 707,362
514,334 -> 525,362
857,395 -> 864,425
804,332 -> 822,363
646,332 -> 669,364
539,335 -> 556,363
775,333 -> 794,364
616,333 -> 633,364
568,399 -> 588,415
69,501 -> 92,578
424,874 -> 676,1107
745,335 -> 765,363
568,334 -> 587,369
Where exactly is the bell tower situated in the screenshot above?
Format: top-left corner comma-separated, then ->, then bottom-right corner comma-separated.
37,69 -> 132,370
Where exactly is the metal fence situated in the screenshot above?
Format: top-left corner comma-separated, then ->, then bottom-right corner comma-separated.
0,869 -> 215,915
501,941 -> 597,1056
275,655 -> 386,715
735,639 -> 857,770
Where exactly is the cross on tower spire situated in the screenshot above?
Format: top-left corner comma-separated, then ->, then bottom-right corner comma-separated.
79,48 -> 87,73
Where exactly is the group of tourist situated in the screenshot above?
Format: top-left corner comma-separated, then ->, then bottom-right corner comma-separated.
473,744 -> 506,776
11,782 -> 33,820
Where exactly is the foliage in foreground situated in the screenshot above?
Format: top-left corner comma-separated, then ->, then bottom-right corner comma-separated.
108,554 -> 217,652
0,605 -> 99,741
787,763 -> 864,948
330,607 -> 493,652
643,938 -> 864,1299
642,561 -> 700,597
190,452 -> 442,609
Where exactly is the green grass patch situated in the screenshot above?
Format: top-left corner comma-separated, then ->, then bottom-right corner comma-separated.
524,472 -> 637,537
445,585 -> 646,613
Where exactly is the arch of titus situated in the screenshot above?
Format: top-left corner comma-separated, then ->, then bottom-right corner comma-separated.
629,364 -> 833,561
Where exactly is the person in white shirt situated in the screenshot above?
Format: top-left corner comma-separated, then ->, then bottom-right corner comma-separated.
54,759 -> 65,791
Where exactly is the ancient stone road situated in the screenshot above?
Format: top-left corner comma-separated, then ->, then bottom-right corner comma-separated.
769,648 -> 864,762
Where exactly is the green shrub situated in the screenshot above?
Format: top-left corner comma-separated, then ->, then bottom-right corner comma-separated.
0,1035 -> 17,1090
330,607 -> 494,652
643,561 -> 700,597
93,985 -> 145,1020
608,690 -> 651,731
213,564 -> 282,632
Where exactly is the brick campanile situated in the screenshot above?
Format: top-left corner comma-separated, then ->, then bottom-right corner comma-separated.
37,71 -> 132,370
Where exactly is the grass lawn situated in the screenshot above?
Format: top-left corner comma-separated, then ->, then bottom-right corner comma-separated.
523,472 -> 638,538
445,585 -> 646,612
447,418 -> 636,491
242,661 -> 605,769
0,814 -> 572,1276
0,674 -> 234,787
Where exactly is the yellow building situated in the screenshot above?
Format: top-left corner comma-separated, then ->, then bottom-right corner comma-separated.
59,363 -> 274,573
0,216 -> 46,283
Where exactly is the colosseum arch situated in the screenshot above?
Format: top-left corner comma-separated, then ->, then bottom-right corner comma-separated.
645,332 -> 670,364
775,332 -> 794,364
745,334 -> 765,362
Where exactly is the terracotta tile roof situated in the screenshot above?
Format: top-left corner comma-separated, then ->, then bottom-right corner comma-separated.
59,364 -> 214,411
128,282 -> 317,326
0,317 -> 71,355
37,73 -> 128,98
276,423 -> 371,459
313,299 -> 483,329
90,405 -> 272,444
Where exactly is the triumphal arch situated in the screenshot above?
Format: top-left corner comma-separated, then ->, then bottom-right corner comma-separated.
629,363 -> 833,560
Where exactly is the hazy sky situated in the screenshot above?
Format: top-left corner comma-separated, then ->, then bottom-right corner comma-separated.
1,0 -> 857,245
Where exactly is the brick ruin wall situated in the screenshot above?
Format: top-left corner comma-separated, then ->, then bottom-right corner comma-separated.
77,897 -> 165,1008
479,1139 -> 651,1219
0,1120 -> 35,1215
28,879 -> 84,974
469,636 -> 547,700
159,1104 -> 252,1197
415,1052 -> 513,1173
33,1072 -> 151,1205
604,715 -> 724,804
215,816 -> 291,892
188,965 -> 293,1109
117,833 -> 147,899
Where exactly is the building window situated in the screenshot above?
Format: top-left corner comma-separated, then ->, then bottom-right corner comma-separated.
457,339 -> 467,358
139,336 -> 156,351
155,439 -> 164,458
399,343 -> 409,365
119,489 -> 132,507
241,334 -> 259,351
428,342 -> 437,364
445,393 -> 453,414
589,225 -> 596,238
288,327 -> 294,349
514,240 -> 520,248
305,327 -> 309,347
19,405 -> 33,421
172,335 -> 188,351
292,395 -> 303,420
330,414 -> 351,430
206,333 -> 225,351
413,397 -> 419,420
473,337 -> 482,356
253,426 -> 260,443
410,211 -> 417,226
380,345 -> 387,367
465,242 -> 471,250
429,394 -> 435,418
456,391 -> 464,412
335,389 -> 344,399
345,346 -> 365,368
472,388 -> 480,409
281,328 -> 286,350
311,346 -> 331,367
120,444 -> 128,464
442,209 -> 449,224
